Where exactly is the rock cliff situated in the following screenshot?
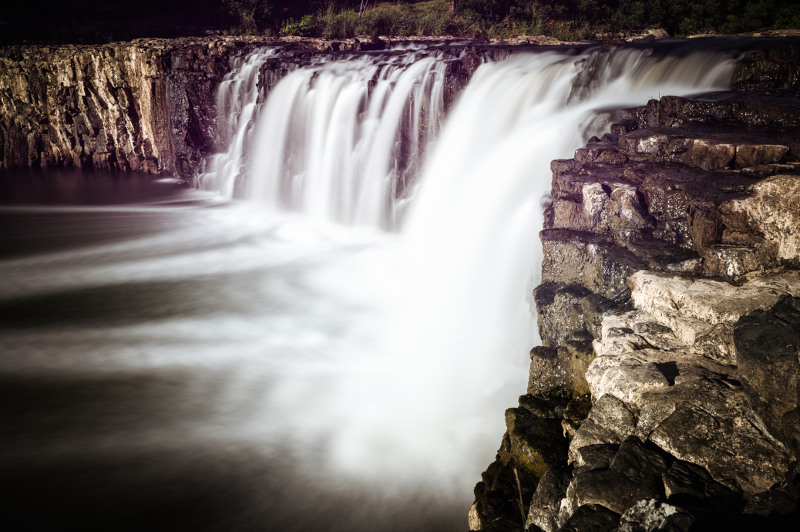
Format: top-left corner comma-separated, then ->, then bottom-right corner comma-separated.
470,46 -> 800,531
0,37 -> 279,177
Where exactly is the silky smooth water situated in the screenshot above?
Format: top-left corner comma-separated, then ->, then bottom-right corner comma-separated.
0,42 -> 738,530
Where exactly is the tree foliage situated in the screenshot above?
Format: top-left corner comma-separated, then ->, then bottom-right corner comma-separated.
2,0 -> 799,44
455,0 -> 800,34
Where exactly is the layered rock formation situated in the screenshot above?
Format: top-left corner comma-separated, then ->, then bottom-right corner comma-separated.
471,51 -> 800,531
0,37 -> 291,177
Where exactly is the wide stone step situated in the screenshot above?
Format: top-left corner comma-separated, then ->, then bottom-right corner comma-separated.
618,126 -> 795,171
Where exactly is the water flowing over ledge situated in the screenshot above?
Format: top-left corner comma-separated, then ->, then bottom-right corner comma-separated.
198,42 -> 737,230
188,41 -> 738,490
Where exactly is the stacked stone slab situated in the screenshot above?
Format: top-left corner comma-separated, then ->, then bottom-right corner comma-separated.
472,52 -> 800,531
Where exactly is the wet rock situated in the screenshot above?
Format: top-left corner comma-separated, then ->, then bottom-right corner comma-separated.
540,231 -> 644,301
528,332 -> 596,399
501,407 -> 569,480
558,503 -> 620,531
472,392 -> 571,531
734,296 -> 800,456
471,460 -> 528,532
533,283 -> 613,347
732,43 -> 800,91
528,346 -> 569,397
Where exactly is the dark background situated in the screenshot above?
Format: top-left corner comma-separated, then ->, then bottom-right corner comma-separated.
2,1 -> 800,45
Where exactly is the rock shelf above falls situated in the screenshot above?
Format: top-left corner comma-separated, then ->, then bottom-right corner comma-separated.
471,84 -> 800,530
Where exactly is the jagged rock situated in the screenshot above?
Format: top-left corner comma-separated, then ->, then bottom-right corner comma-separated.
734,296 -> 800,456
558,503 -> 620,531
564,467 -> 650,517
502,407 -> 569,480
585,270 -> 798,495
472,460 -> 528,532
662,460 -> 744,511
728,173 -> 800,265
529,332 -> 596,398
614,499 -> 694,532
609,437 -> 671,495
0,37 -> 275,176
627,271 -> 800,347
645,369 -> 791,496
533,283 -> 612,347
526,466 -> 572,532
567,395 -> 636,464
561,394 -> 593,440
554,438 -> 673,526
473,393 -> 571,531
572,444 -> 619,472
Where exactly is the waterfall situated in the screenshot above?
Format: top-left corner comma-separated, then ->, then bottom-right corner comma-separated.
199,48 -> 449,228
195,41 -> 737,503
197,48 -> 277,197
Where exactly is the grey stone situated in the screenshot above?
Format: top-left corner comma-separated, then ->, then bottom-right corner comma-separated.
614,499 -> 694,532
526,466 -> 572,532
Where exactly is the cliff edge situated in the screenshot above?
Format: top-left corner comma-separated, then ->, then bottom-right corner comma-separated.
471,44 -> 800,531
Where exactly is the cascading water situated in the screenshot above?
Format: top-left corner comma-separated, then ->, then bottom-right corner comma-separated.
194,40 -> 737,500
199,48 -> 449,228
0,41 -> 740,531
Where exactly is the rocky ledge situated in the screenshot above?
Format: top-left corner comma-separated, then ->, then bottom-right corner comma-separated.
470,52 -> 800,531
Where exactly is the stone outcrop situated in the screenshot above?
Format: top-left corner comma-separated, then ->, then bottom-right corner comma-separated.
0,37 -> 280,177
472,50 -> 800,531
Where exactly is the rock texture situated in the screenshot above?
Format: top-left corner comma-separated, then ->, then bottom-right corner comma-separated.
472,44 -> 800,531
0,37 -> 277,176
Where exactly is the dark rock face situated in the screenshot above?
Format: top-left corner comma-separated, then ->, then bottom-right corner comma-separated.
472,43 -> 800,532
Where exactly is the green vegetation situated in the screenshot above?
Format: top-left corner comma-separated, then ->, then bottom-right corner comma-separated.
261,0 -> 800,40
2,0 -> 798,45
278,1 -> 468,38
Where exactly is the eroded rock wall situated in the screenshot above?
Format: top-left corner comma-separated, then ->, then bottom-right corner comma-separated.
0,37 -> 277,177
